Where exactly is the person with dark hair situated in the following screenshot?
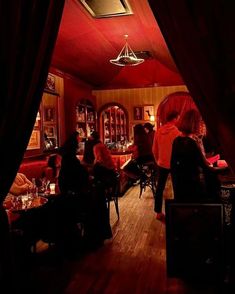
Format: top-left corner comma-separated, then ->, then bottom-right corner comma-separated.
83,131 -> 100,165
58,131 -> 112,251
133,124 -> 154,164
171,109 -> 220,202
144,122 -> 155,146
92,132 -> 117,186
58,131 -> 89,194
124,124 -> 154,180
152,111 -> 181,220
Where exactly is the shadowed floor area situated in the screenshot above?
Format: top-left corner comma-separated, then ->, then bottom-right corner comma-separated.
12,180 -> 234,293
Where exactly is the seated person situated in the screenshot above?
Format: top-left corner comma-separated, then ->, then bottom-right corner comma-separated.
124,124 -> 154,180
58,131 -> 112,247
58,131 -> 89,195
7,173 -> 33,227
92,132 -> 117,188
9,173 -> 33,196
83,131 -> 100,165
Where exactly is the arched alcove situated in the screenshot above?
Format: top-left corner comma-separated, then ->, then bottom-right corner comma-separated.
157,91 -> 198,128
98,103 -> 129,144
75,98 -> 97,139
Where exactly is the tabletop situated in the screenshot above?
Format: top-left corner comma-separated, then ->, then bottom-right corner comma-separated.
4,195 -> 48,213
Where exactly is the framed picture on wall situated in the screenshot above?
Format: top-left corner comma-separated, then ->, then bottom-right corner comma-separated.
44,107 -> 55,122
27,130 -> 40,150
144,105 -> 154,121
44,125 -> 55,137
45,73 -> 55,92
133,106 -> 143,120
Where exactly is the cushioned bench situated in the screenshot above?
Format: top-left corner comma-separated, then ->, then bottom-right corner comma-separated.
18,158 -> 55,183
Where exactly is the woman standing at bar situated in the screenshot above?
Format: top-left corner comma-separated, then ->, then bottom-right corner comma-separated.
171,109 -> 220,202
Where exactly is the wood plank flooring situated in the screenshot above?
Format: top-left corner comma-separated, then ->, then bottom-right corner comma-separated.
23,180 -> 228,294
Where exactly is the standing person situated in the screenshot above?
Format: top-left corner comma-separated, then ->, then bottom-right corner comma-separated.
152,111 -> 181,220
144,122 -> 155,146
171,109 -> 220,202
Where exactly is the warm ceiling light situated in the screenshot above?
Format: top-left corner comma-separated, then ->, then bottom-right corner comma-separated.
110,35 -> 145,66
150,115 -> 155,122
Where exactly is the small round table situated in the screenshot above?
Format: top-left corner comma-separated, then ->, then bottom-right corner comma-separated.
4,195 -> 48,213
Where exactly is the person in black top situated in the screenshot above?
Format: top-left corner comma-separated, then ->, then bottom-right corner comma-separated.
144,122 -> 155,146
171,109 -> 220,202
58,131 -> 112,248
82,131 -> 100,165
58,131 -> 89,194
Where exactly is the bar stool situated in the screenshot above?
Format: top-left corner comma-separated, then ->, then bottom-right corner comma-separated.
139,161 -> 157,198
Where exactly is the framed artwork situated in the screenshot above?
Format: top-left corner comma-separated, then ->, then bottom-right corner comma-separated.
133,106 -> 143,120
45,73 -> 55,92
44,126 -> 55,137
27,130 -> 40,150
144,105 -> 154,121
44,107 -> 55,122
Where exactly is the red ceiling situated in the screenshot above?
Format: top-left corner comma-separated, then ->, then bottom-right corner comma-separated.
51,0 -> 184,89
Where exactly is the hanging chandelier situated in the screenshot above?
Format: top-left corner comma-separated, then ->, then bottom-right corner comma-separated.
110,35 -> 145,66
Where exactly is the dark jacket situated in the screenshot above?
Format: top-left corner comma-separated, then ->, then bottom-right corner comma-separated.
58,153 -> 89,194
171,136 -> 219,202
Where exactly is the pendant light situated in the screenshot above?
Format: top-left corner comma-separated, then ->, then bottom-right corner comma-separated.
110,35 -> 144,66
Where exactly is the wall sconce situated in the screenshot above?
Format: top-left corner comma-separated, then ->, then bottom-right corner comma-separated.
149,115 -> 155,122
145,109 -> 155,122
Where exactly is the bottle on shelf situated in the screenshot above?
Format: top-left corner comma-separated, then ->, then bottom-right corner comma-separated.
76,99 -> 97,138
101,105 -> 128,143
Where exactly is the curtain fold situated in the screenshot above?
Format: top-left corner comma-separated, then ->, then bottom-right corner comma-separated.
148,0 -> 235,172
0,1 -> 65,202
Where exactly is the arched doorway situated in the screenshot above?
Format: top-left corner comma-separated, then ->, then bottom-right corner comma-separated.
157,91 -> 198,128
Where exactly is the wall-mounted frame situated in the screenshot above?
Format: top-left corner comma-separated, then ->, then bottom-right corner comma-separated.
27,130 -> 40,150
44,107 -> 55,122
143,105 -> 154,121
44,125 -> 55,138
133,106 -> 143,120
45,73 -> 55,93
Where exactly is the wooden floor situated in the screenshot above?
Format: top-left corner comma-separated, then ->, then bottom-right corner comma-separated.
20,180 -> 231,294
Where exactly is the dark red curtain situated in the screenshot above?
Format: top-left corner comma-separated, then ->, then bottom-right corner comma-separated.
0,1 -> 65,202
148,0 -> 235,172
